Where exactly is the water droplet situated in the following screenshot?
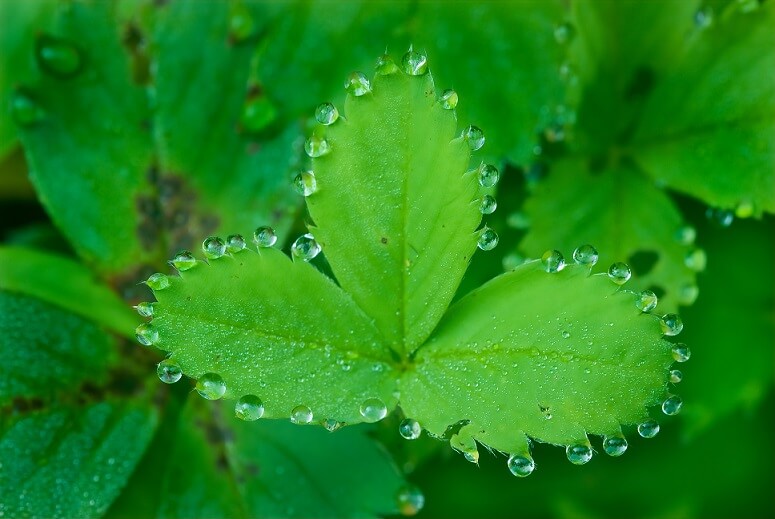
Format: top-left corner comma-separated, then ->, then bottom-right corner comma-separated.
229,4 -> 255,41
293,170 -> 317,196
304,135 -> 330,158
735,199 -> 754,218
440,89 -> 458,110
559,62 -> 578,84
637,420 -> 660,438
135,323 -> 159,346
145,273 -> 170,291
636,290 -> 658,312
672,343 -> 691,362
315,102 -> 339,125
660,313 -> 684,336
134,302 -> 154,317
678,284 -> 699,305
399,418 -> 421,440
359,397 -> 388,423
202,236 -> 226,259
170,250 -> 197,271
396,485 -> 425,516
565,444 -> 593,465
226,234 -> 247,253
477,227 -> 499,251
478,163 -> 500,187
684,248 -> 707,272
196,373 -> 226,400
253,226 -> 277,248
375,54 -> 399,75
462,447 -> 479,464
463,125 -> 485,151
290,405 -> 313,424
157,359 -> 182,384
572,244 -> 599,266
241,95 -> 276,132
235,395 -> 265,421
479,195 -> 497,215
344,71 -> 371,96
36,35 -> 82,78
662,395 -> 683,415
694,6 -> 713,28
562,330 -> 571,339
541,249 -> 566,273
602,436 -> 628,457
401,47 -> 428,75
291,233 -> 321,261
10,91 -> 45,126
507,454 -> 535,477
608,262 -> 632,285
670,369 -> 683,384
321,418 -> 344,432
674,225 -> 697,245
706,207 -> 734,227
554,22 -> 575,44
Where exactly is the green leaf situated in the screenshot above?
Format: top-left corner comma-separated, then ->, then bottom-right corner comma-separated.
0,0 -> 58,159
307,68 -> 481,352
0,401 -> 158,518
0,246 -> 139,337
15,1 -> 160,276
151,0 -> 301,243
150,248 -> 396,424
633,2 -> 775,215
518,160 -> 700,311
0,291 -> 116,405
415,0 -> 566,164
399,261 -> 674,454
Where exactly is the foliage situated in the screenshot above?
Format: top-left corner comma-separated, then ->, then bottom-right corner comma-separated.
1,1 -> 772,518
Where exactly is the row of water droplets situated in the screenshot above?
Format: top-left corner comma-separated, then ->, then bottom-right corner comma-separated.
292,48 -> 503,259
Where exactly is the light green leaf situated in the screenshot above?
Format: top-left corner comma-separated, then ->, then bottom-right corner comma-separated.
0,291 -> 116,405
150,248 -> 396,424
0,401 -> 158,519
307,68 -> 481,353
0,246 -> 139,337
518,160 -> 699,311
400,261 -> 674,454
633,2 -> 775,215
152,0 -> 301,243
0,0 -> 58,160
15,1 -> 160,276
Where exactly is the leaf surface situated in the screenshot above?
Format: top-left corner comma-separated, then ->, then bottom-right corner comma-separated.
0,291 -> 116,405
307,69 -> 481,352
400,261 -> 674,454
150,248 -> 397,424
0,401 -> 158,519
518,160 -> 699,310
633,2 -> 775,215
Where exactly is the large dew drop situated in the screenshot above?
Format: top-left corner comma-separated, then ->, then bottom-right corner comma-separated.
602,435 -> 628,457
202,236 -> 226,259
507,454 -> 535,477
291,233 -> 321,261
170,250 -> 197,271
359,398 -> 388,423
196,373 -> 226,400
478,163 -> 500,187
253,226 -> 277,248
145,273 -> 170,291
660,313 -> 684,336
134,302 -> 154,318
572,244 -> 599,266
235,395 -> 265,421
344,71 -> 371,96
541,249 -> 565,273
157,359 -> 182,384
399,418 -> 422,440
135,323 -> 159,346
304,135 -> 330,158
375,54 -> 399,76
671,343 -> 691,363
479,195 -> 497,215
293,170 -> 317,196
290,405 -> 313,424
662,395 -> 683,416
607,262 -> 632,285
636,290 -> 658,312
463,125 -> 485,151
440,89 -> 458,110
315,102 -> 339,125
401,47 -> 428,76
226,234 -> 247,254
637,420 -> 660,438
566,444 -> 593,465
477,227 -> 499,251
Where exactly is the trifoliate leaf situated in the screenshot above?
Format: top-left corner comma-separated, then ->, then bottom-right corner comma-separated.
518,160 -> 700,311
0,291 -> 116,405
633,2 -> 775,215
0,401 -> 158,519
149,248 -> 396,424
306,67 -> 481,353
400,261 -> 674,457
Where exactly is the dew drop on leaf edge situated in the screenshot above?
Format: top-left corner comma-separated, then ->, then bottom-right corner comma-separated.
375,54 -> 399,75
291,233 -> 321,261
253,226 -> 278,248
660,313 -> 684,336
478,163 -> 499,187
636,290 -> 658,312
638,420 -> 660,438
602,435 -> 628,457
135,301 -> 154,317
135,323 -> 158,346
202,236 -> 226,259
235,395 -> 265,421
608,262 -> 632,285
399,418 -> 422,440
463,125 -> 485,151
541,249 -> 565,273
290,405 -> 314,424
226,234 -> 247,254
157,359 -> 182,384
146,272 -> 170,291
572,244 -> 598,266
662,395 -> 683,416
440,89 -> 458,110
10,91 -> 45,126
670,369 -> 683,384
170,250 -> 197,271
315,102 -> 339,125
566,444 -> 592,465
477,227 -> 499,251
344,71 -> 371,96
196,373 -> 227,400
305,135 -> 331,158
672,343 -> 691,362
359,398 -> 388,423
479,195 -> 497,214
401,47 -> 428,76
293,170 -> 317,196
507,454 -> 535,477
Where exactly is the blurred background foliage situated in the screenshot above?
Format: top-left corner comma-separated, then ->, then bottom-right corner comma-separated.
0,0 -> 772,518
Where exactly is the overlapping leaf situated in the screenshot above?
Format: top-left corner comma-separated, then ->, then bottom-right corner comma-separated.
148,58 -> 678,467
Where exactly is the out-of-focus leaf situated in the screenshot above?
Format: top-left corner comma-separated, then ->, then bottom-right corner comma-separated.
518,160 -> 699,311
0,246 -> 139,336
15,1 -> 160,276
0,0 -> 58,160
0,401 -> 158,518
0,291 -> 116,405
634,2 -> 775,215
151,0 -> 302,245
